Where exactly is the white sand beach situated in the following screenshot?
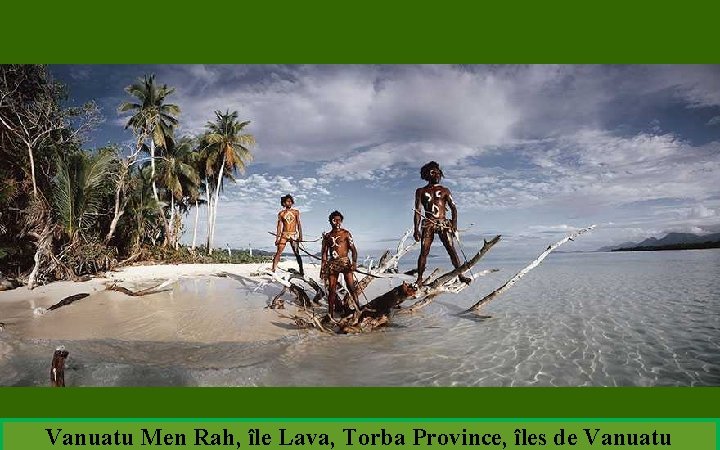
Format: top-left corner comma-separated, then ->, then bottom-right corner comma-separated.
0,261 -> 325,344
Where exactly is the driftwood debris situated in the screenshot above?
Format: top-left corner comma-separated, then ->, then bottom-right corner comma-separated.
47,293 -> 90,311
105,279 -> 175,296
0,274 -> 23,291
50,346 -> 69,387
266,269 -> 324,309
279,231 -> 502,333
277,225 -> 595,334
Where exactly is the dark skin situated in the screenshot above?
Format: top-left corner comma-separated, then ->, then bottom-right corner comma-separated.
320,215 -> 359,318
272,197 -> 304,275
413,166 -> 470,285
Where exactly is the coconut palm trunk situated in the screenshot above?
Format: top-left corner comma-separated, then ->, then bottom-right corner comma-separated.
150,139 -> 159,202
170,194 -> 175,246
208,154 -> 226,254
191,199 -> 199,251
205,178 -> 213,253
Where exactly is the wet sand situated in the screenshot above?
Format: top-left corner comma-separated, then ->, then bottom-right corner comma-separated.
0,261 -> 322,344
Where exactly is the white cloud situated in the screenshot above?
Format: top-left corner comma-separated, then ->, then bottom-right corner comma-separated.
115,65 -> 720,184
526,224 -> 577,233
298,178 -> 318,189
656,65 -> 720,108
149,65 -> 526,168
676,204 -> 718,220
317,141 -> 478,181
452,129 -> 720,212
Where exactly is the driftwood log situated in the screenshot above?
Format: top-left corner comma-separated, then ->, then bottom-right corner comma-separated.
278,225 -> 596,334
47,293 -> 90,311
265,268 -> 324,309
105,279 -> 175,296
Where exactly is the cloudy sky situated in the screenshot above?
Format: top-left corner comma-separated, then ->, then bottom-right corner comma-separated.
50,65 -> 720,257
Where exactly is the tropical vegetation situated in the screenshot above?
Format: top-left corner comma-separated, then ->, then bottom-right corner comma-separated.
0,64 -> 266,289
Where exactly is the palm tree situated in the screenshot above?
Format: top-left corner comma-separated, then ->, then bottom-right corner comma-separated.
123,165 -> 163,251
199,110 -> 255,253
118,74 -> 180,246
157,136 -> 200,248
118,75 -> 180,202
52,150 -> 116,244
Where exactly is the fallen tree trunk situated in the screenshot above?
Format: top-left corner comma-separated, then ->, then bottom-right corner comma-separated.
402,236 -> 502,313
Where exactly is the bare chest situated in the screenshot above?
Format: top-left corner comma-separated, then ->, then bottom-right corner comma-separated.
420,186 -> 447,209
325,231 -> 352,249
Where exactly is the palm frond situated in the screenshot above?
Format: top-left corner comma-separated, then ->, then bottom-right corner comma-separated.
118,102 -> 142,113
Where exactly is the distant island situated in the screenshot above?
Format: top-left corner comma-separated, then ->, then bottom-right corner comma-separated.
599,232 -> 720,252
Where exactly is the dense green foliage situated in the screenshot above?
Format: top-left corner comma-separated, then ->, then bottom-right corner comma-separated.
0,65 -> 262,287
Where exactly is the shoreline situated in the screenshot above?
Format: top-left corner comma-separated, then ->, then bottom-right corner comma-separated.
0,261 -> 322,344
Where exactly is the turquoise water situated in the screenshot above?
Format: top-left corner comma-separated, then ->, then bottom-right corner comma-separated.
1,250 -> 719,386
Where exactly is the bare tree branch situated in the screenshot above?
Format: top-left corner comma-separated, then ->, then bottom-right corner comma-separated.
466,225 -> 596,313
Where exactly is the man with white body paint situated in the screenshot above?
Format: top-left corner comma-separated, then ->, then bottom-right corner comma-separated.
413,161 -> 472,286
320,211 -> 359,319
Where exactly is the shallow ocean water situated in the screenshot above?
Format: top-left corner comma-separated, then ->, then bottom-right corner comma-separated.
1,250 -> 719,386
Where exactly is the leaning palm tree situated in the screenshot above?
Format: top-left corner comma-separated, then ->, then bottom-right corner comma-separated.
199,110 -> 255,253
157,136 -> 200,248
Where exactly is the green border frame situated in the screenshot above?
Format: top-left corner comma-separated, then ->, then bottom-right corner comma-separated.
3,417 -> 717,450
3,0 -> 720,62
1,3 -> 719,446
1,388 -> 719,418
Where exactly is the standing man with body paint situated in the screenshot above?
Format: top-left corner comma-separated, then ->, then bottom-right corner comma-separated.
320,211 -> 359,319
413,161 -> 472,286
272,194 -> 304,276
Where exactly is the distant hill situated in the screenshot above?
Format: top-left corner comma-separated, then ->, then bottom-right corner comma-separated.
600,232 -> 720,252
597,241 -> 637,252
635,232 -> 720,247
